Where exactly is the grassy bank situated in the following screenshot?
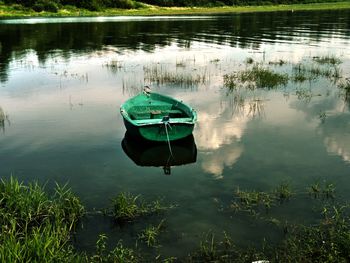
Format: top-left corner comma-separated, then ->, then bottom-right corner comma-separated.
1,177 -> 350,262
0,1 -> 349,17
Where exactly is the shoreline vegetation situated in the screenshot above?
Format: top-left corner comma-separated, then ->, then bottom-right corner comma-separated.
1,177 -> 349,262
0,1 -> 349,17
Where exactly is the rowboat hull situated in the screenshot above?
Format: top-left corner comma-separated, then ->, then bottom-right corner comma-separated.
120,92 -> 197,142
122,118 -> 195,141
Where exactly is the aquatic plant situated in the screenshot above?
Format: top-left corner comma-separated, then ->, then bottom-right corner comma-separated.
248,98 -> 265,118
319,111 -> 327,123
268,59 -> 286,66
223,73 -> 238,90
176,60 -> 186,68
323,183 -> 336,198
245,57 -> 254,64
0,106 -> 10,133
232,188 -> 274,213
89,234 -> 138,263
2,177 -> 349,262
111,192 -> 173,222
210,58 -> 220,64
190,204 -> 350,263
292,63 -> 341,82
143,64 -> 208,87
295,88 -> 314,102
277,205 -> 350,262
241,65 -> 289,89
274,182 -> 292,202
189,231 -> 265,263
104,60 -> 124,73
308,182 -> 321,197
0,107 -> 5,123
292,70 -> 308,83
338,78 -> 350,104
338,78 -> 350,91
138,220 -> 165,247
231,183 -> 294,215
312,55 -> 342,65
224,65 -> 289,90
308,181 -> 336,199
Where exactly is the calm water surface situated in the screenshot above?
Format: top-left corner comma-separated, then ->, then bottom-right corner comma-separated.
1,10 -> 350,258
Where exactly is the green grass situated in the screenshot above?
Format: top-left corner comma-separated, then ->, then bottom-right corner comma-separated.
0,177 -> 142,262
110,192 -> 173,222
0,177 -> 85,262
138,219 -> 165,247
224,65 -> 289,90
89,234 -> 138,263
308,181 -> 336,198
231,183 -> 292,214
1,2 -> 350,17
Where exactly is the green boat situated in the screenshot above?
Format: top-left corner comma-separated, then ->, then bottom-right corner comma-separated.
120,90 -> 197,142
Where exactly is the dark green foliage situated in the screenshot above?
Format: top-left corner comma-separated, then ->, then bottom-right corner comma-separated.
136,0 -> 344,7
102,0 -> 136,9
66,0 -> 101,11
33,0 -> 59,12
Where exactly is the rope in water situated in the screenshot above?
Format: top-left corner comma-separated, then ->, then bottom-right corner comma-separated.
164,121 -> 174,157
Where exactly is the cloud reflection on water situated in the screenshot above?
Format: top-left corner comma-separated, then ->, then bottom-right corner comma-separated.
194,93 -> 258,178
321,114 -> 350,164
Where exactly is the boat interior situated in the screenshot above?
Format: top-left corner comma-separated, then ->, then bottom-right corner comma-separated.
128,102 -> 189,121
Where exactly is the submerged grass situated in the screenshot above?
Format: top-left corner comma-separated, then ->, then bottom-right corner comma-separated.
338,78 -> 350,104
144,64 -> 208,87
89,234 -> 138,263
0,106 -> 10,132
110,192 -> 173,222
313,55 -> 342,65
292,63 -> 341,83
138,219 -> 165,247
231,183 -> 293,214
192,181 -> 349,263
224,65 -> 289,90
308,181 -> 336,199
190,204 -> 350,262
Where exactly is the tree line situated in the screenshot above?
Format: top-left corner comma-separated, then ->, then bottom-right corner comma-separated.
2,0 -> 344,13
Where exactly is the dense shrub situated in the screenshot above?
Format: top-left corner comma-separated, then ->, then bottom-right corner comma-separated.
103,0 -> 136,9
33,0 -> 59,12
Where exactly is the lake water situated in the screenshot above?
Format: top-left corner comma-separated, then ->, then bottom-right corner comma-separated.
1,10 -> 350,259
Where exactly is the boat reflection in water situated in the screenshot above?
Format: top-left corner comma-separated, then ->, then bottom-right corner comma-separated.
121,133 -> 197,175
